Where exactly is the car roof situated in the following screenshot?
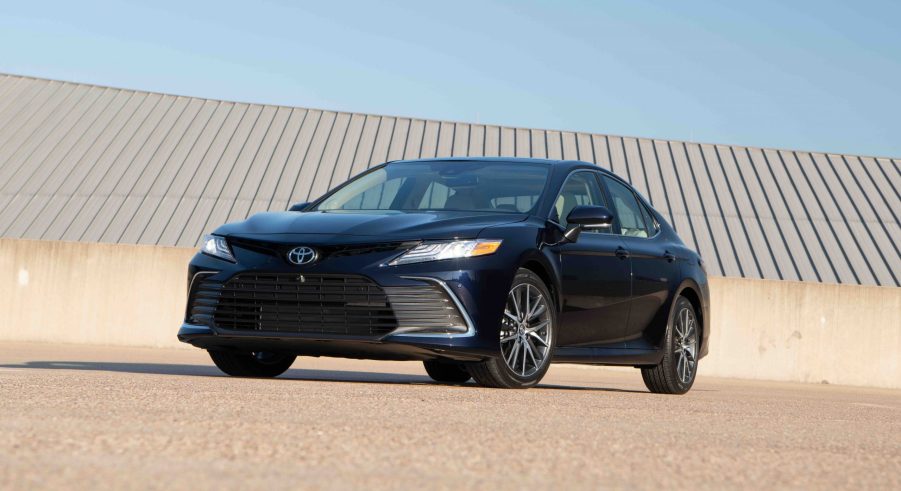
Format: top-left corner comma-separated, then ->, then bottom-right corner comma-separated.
387,156 -> 613,175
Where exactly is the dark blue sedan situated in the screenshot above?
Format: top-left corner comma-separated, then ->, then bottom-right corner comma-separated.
179,158 -> 709,393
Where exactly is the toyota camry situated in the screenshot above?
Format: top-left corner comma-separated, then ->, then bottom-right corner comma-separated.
179,158 -> 709,393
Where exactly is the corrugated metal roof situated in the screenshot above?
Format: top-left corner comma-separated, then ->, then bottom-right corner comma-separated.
0,73 -> 898,286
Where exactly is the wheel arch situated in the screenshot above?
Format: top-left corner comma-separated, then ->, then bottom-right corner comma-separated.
517,254 -> 561,313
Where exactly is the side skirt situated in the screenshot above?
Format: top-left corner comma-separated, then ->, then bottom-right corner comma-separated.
552,346 -> 663,366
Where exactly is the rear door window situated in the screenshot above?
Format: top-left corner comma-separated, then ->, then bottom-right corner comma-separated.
602,176 -> 650,238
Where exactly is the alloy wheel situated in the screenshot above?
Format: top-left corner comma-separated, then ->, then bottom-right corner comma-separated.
673,307 -> 698,384
500,283 -> 552,377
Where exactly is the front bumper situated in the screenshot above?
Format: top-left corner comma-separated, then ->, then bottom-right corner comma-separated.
178,323 -> 493,362
178,238 -> 519,361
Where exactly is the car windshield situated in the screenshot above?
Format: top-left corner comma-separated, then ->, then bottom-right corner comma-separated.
312,161 -> 550,213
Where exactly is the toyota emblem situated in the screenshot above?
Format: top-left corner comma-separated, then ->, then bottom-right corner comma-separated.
286,246 -> 318,265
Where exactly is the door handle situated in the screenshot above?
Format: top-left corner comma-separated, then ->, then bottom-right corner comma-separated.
663,251 -> 676,263
615,247 -> 630,259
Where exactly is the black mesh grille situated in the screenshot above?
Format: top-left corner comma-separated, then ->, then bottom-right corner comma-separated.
186,273 -> 470,337
211,273 -> 397,336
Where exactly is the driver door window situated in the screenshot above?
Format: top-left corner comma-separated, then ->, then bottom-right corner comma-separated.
552,172 -> 608,232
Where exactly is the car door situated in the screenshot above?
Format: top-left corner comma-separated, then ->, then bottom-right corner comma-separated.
553,171 -> 632,347
601,176 -> 677,344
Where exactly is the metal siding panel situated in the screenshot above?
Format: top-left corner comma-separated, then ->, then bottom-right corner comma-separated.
760,149 -> 837,283
829,155 -> 900,266
592,135 -> 611,170
821,154 -> 897,286
561,132 -> 578,160
856,157 -> 899,223
241,106 -> 302,212
114,99 -> 222,244
163,103 -> 250,246
386,118 -> 410,161
51,91 -> 157,242
134,100 -> 232,245
419,120 -> 439,158
530,129 -> 547,159
0,80 -> 61,154
165,103 -> 263,246
499,127 -> 515,156
0,83 -> 85,187
40,93 -> 181,242
348,115 -> 381,176
0,74 -> 897,286
434,121 -> 453,158
452,123 -> 469,157
369,116 -> 395,165
780,151 -> 857,284
468,124 -> 485,157
637,139 -> 670,217
325,113 -> 366,191
606,136 -> 629,179
718,147 -> 782,280
699,144 -> 760,278
227,105 -> 296,220
22,91 -> 156,239
0,86 -> 105,198
669,141 -> 723,276
877,158 -> 901,195
795,152 -> 875,284
484,126 -> 500,157
269,109 -> 319,206
287,110 -> 339,205
515,128 -> 530,157
622,138 -> 649,197
305,112 -> 351,203
0,86 -> 110,236
653,140 -> 694,248
238,107 -> 304,216
403,120 -> 424,159
546,131 -> 563,160
212,105 -> 279,224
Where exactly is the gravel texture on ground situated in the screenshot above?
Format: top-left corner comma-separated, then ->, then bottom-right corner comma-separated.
1,342 -> 899,490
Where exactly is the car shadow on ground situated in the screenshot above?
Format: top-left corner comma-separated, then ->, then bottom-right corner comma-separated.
1,360 -> 650,393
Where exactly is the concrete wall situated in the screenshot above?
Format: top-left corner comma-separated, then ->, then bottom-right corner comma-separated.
2,238 -> 899,388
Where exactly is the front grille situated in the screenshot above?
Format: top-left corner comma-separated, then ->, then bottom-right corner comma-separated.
212,273 -> 397,336
186,273 -> 470,337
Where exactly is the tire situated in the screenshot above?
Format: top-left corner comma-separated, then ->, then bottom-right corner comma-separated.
208,350 -> 296,378
423,360 -> 472,384
641,296 -> 699,394
469,268 -> 556,389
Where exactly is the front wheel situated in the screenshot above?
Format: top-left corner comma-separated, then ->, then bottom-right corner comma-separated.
208,350 -> 296,378
423,360 -> 471,384
469,268 -> 556,389
641,296 -> 699,394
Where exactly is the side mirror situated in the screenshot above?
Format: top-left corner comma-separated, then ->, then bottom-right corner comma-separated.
288,202 -> 310,212
561,205 -> 614,243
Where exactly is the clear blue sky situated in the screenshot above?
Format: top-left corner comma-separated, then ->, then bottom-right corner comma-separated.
1,0 -> 899,158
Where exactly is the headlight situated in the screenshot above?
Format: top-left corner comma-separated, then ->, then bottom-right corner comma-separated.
389,239 -> 502,266
200,235 -> 235,262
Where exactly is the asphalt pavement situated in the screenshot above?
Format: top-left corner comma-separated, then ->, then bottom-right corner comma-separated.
1,341 -> 899,490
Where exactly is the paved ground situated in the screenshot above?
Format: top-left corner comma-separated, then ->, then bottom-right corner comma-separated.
1,342 -> 899,490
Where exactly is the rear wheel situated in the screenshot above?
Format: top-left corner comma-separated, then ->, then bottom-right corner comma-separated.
469,269 -> 556,389
208,350 -> 296,378
423,360 -> 471,384
641,296 -> 699,394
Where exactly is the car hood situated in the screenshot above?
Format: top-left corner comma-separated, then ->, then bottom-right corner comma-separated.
214,210 -> 526,242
